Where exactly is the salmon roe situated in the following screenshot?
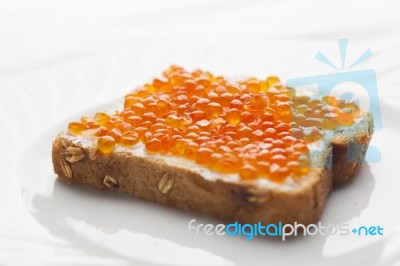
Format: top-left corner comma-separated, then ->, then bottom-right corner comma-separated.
67,65 -> 360,182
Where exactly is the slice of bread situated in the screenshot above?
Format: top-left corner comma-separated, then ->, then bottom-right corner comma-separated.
52,111 -> 373,226
331,113 -> 373,186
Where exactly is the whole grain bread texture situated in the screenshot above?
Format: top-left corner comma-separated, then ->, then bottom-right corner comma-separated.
331,113 -> 374,186
52,112 -> 373,226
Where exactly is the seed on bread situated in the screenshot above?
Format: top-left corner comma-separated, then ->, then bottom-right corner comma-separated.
59,159 -> 73,179
65,147 -> 85,163
246,195 -> 271,204
61,138 -> 68,149
103,175 -> 118,188
158,173 -> 174,195
245,188 -> 272,203
88,147 -> 97,160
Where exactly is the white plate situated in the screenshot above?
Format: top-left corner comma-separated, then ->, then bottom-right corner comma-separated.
2,44 -> 400,265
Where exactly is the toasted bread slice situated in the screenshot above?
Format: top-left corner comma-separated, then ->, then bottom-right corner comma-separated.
52,111 -> 372,226
331,113 -> 373,186
52,65 -> 374,226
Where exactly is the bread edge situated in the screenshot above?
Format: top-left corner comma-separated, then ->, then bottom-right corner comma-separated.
331,113 -> 374,186
52,136 -> 332,226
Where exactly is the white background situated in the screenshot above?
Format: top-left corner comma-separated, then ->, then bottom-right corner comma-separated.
1,0 -> 400,265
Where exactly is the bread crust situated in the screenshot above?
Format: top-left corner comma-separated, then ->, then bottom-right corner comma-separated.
53,136 -> 332,226
52,114 -> 372,225
332,124 -> 374,187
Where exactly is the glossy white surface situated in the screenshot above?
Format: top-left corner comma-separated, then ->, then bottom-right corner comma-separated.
0,46 -> 397,265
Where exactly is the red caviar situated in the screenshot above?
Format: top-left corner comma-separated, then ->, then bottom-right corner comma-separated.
68,66 -> 359,182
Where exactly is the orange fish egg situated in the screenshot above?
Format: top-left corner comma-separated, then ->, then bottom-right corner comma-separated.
67,66 -> 358,183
